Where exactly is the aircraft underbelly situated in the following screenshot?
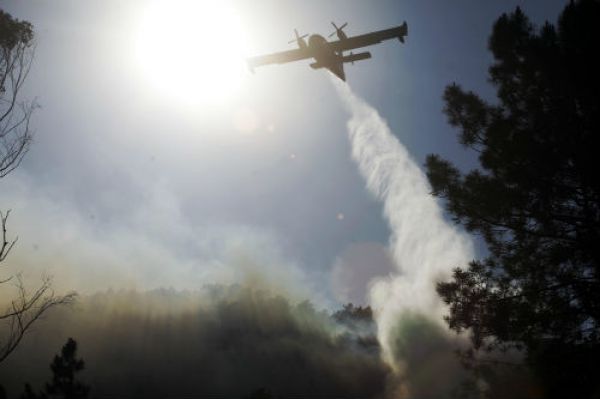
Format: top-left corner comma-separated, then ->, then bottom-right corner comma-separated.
313,53 -> 346,81
325,63 -> 346,81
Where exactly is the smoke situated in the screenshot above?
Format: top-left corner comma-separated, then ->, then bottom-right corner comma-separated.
333,79 -> 475,391
0,171 -> 391,397
0,286 -> 391,399
0,72 -> 480,398
0,172 -> 325,305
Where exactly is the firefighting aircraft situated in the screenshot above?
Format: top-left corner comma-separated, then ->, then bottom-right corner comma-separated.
247,21 -> 408,81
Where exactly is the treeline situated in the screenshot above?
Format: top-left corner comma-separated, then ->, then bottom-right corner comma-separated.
0,288 -> 389,399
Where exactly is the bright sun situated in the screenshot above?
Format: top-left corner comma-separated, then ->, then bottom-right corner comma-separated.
135,0 -> 248,105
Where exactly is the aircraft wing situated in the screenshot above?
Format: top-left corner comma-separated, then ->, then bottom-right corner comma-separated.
329,23 -> 408,53
247,48 -> 311,71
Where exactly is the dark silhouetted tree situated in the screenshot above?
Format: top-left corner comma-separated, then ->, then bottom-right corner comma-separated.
243,388 -> 274,399
426,1 -> 600,397
44,338 -> 90,399
19,384 -> 40,399
332,303 -> 374,326
19,338 -> 90,399
332,304 -> 380,353
0,8 -> 76,366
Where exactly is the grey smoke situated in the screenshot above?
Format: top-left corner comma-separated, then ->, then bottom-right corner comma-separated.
0,286 -> 390,399
0,76 -> 480,399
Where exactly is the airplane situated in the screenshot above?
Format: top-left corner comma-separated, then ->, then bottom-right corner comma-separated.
247,21 -> 408,81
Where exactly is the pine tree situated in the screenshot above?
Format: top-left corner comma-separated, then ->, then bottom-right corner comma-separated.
19,384 -> 42,399
44,338 -> 90,399
426,1 -> 600,397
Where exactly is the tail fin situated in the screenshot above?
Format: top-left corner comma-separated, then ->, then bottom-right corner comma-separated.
399,21 -> 408,43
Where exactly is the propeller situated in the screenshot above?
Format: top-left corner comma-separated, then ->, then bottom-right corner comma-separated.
328,22 -> 348,38
288,29 -> 308,44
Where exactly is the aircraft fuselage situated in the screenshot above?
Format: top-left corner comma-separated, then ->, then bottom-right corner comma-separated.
307,34 -> 345,80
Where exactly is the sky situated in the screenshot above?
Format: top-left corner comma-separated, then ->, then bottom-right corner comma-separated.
0,0 -> 567,307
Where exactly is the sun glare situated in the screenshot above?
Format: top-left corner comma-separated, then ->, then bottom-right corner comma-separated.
135,0 -> 248,105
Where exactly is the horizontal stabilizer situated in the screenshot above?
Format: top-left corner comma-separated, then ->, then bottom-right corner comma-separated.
342,52 -> 371,64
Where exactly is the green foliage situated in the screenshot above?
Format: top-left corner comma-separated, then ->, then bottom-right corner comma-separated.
427,1 -> 600,397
